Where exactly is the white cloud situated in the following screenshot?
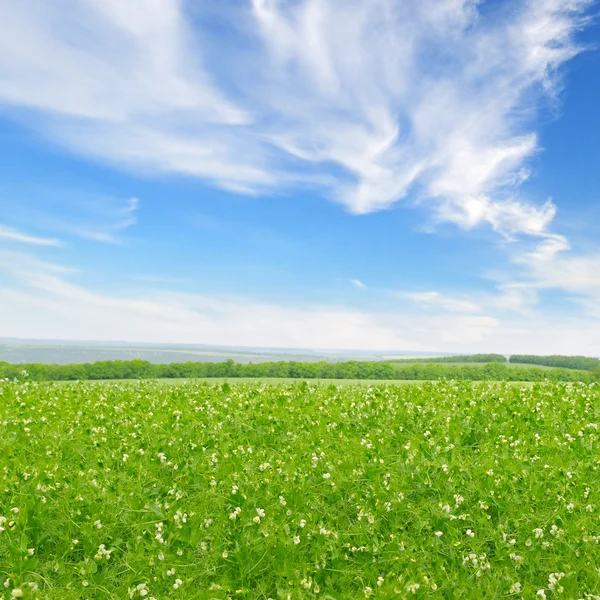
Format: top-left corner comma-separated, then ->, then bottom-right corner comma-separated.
3,249 -> 600,355
401,285 -> 539,317
520,247 -> 600,302
351,279 -> 367,289
0,0 -> 245,123
404,291 -> 483,314
0,0 -> 591,239
5,194 -> 141,244
69,196 -> 140,244
0,225 -> 62,247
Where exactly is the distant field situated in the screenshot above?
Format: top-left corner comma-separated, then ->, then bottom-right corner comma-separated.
389,361 -> 554,369
0,341 -> 398,365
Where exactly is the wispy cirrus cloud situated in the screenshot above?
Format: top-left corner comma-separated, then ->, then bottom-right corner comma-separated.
0,0 -> 591,237
66,196 -> 140,244
351,279 -> 367,290
404,291 -> 483,314
0,225 -> 62,247
3,193 -> 140,245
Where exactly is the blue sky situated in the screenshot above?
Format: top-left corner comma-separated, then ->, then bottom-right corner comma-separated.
1,0 -> 600,354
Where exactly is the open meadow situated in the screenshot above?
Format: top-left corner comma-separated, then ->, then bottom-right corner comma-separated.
2,380 -> 600,599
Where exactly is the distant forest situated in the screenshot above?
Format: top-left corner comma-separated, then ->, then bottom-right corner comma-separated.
1,359 -> 598,382
389,353 -> 600,371
509,355 -> 600,371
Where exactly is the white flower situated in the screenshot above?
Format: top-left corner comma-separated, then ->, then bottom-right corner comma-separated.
548,573 -> 565,593
256,508 -> 266,518
550,524 -> 563,537
293,536 -> 300,545
323,473 -> 331,479
128,583 -> 148,598
364,587 -> 373,597
407,583 -> 420,593
509,552 -> 523,563
173,579 -> 183,590
509,582 -> 522,594
534,528 -> 544,539
11,590 -> 24,598
299,519 -> 306,528
94,544 -> 112,561
435,531 -> 443,537
466,529 -> 475,538
536,590 -> 546,599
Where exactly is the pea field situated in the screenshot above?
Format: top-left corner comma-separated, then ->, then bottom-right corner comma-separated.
2,380 -> 600,599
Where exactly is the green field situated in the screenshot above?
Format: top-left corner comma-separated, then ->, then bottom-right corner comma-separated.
54,377 -> 429,385
2,380 -> 600,598
53,377 -> 536,387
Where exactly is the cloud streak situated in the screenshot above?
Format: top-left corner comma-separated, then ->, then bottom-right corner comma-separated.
0,0 -> 591,238
0,225 -> 62,247
4,193 -> 141,245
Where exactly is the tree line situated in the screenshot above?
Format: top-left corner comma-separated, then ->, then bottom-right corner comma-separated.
388,353 -> 600,371
0,359 -> 595,382
509,354 -> 600,371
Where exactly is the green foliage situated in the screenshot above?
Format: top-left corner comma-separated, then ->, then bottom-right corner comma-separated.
510,354 -> 600,371
388,354 -> 600,372
0,359 -> 592,382
1,380 -> 600,598
591,367 -> 600,381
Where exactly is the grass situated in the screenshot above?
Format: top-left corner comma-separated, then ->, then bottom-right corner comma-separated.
53,377 -> 430,386
52,378 -> 537,386
1,379 -> 600,598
